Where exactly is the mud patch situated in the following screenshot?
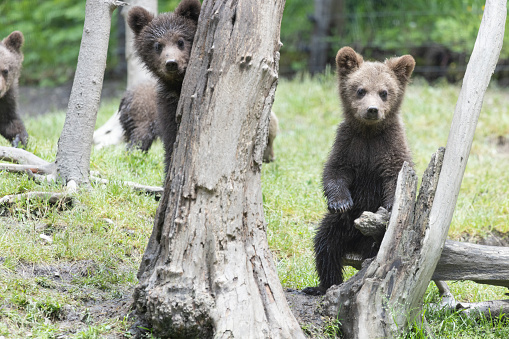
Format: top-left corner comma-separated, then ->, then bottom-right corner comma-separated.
1,258 -> 135,337
284,288 -> 335,337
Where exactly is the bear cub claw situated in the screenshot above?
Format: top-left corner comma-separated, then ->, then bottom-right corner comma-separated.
327,196 -> 353,214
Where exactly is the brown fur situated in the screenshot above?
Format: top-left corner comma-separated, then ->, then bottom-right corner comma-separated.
263,111 -> 279,163
303,47 -> 415,295
118,80 -> 158,152
128,0 -> 201,173
120,83 -> 280,163
0,31 -> 28,147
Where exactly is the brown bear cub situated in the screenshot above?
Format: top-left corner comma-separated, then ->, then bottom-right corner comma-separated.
303,47 -> 415,296
118,80 -> 158,152
119,82 -> 279,163
127,0 -> 201,173
0,31 -> 28,148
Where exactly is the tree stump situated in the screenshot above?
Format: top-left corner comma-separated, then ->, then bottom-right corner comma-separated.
132,1 -> 306,338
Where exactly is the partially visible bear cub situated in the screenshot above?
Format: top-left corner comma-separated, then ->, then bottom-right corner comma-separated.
118,80 -> 158,152
303,47 -> 415,296
0,31 -> 28,147
127,0 -> 201,174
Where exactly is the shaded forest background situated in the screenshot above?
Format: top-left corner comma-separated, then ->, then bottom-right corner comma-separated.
1,0 -> 509,87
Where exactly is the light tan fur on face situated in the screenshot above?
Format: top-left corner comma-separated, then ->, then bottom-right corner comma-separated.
345,62 -> 401,124
335,46 -> 415,127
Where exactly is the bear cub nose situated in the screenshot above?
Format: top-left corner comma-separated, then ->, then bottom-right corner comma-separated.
366,106 -> 379,119
165,59 -> 178,72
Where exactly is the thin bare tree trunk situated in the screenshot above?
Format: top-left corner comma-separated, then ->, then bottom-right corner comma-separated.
55,0 -> 126,184
93,0 -> 157,149
323,0 -> 507,337
123,0 -> 157,89
132,1 -> 305,338
309,0 -> 333,74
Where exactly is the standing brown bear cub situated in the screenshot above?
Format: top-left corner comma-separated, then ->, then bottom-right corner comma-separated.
127,0 -> 201,174
303,47 -> 415,296
0,31 -> 28,148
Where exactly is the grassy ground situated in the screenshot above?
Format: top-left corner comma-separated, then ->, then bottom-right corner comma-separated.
1,74 -> 509,338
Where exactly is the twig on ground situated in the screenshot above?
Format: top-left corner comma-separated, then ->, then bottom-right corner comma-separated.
1,146 -> 162,196
90,176 -> 163,197
0,180 -> 77,206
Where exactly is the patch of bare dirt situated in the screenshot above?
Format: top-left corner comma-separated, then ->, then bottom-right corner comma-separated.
284,288 -> 327,336
0,255 -> 134,338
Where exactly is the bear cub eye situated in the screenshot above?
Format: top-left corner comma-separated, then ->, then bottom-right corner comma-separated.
177,39 -> 185,49
356,88 -> 366,97
154,42 -> 163,53
379,90 -> 388,100
1,69 -> 8,77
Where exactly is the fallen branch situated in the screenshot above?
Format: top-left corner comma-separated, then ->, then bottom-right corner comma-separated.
91,176 -> 163,197
1,146 -> 162,196
0,146 -> 50,166
0,146 -> 56,174
353,209 -> 509,289
429,280 -> 509,319
0,180 -> 76,206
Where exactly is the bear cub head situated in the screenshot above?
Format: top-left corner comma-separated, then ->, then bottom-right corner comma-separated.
336,47 -> 415,127
0,31 -> 24,99
128,0 -> 201,85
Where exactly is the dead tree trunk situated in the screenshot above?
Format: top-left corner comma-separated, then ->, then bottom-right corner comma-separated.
123,0 -> 156,89
323,0 -> 507,337
308,0 -> 333,74
55,0 -> 126,184
93,0 -> 157,149
132,1 -> 306,338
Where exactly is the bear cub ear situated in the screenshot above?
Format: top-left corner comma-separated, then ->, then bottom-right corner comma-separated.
4,31 -> 24,53
174,0 -> 202,22
336,47 -> 363,78
128,7 -> 155,36
386,55 -> 416,84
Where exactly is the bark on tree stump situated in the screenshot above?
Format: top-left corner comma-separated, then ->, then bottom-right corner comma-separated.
132,1 -> 305,338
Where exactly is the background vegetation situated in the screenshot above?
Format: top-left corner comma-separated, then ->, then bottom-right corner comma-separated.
1,0 -> 509,86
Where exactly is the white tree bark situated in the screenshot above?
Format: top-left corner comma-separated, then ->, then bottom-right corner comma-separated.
309,0 -> 333,74
323,0 -> 507,337
56,0 -> 126,184
132,1 -> 305,338
93,0 -> 157,149
123,0 -> 157,89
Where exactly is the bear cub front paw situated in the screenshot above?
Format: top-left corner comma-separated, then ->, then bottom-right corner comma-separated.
327,193 -> 353,214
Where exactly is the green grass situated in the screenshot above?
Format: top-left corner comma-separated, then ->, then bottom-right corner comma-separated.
1,75 -> 509,337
